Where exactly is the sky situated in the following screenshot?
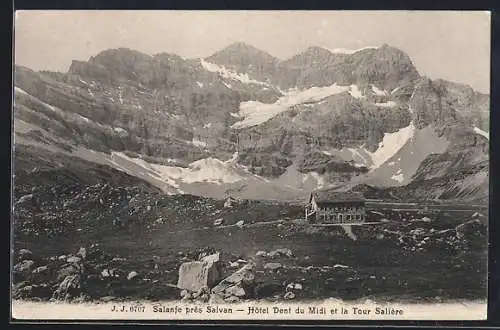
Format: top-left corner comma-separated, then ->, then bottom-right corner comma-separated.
14,11 -> 491,93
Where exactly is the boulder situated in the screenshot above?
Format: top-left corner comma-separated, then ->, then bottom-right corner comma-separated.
472,212 -> 484,219
213,218 -> 224,226
208,293 -> 225,304
66,256 -> 82,264
224,198 -> 233,208
57,264 -> 80,281
127,271 -> 139,280
269,248 -> 293,258
286,283 -> 303,291
76,247 -> 87,259
212,264 -> 255,298
235,220 -> 244,227
284,291 -> 296,300
18,249 -> 33,261
455,219 -> 485,239
177,253 -> 222,292
224,295 -> 240,303
264,262 -> 282,271
53,275 -> 82,300
256,251 -> 268,257
32,265 -> 49,274
225,285 -> 246,297
14,260 -> 35,273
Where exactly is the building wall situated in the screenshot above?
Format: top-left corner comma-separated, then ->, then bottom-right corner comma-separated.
314,204 -> 365,223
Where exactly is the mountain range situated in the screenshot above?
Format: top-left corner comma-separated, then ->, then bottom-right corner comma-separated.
13,42 -> 490,203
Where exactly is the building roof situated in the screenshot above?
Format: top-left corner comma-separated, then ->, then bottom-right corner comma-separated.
310,189 -> 365,204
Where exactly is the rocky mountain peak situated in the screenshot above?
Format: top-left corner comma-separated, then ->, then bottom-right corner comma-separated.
206,42 -> 280,68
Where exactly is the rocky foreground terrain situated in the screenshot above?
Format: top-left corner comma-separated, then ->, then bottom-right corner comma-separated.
12,149 -> 487,303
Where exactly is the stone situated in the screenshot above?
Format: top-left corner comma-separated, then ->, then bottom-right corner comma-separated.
101,296 -> 116,302
32,265 -> 48,274
180,295 -> 192,303
213,218 -> 224,226
57,264 -> 80,281
229,262 -> 240,268
255,251 -> 267,257
14,260 -> 35,273
127,271 -> 139,280
235,220 -> 244,227
76,247 -> 87,259
264,262 -> 282,271
284,291 -> 296,300
201,252 -> 220,264
53,275 -> 82,300
177,253 -> 221,292
212,264 -> 255,298
472,212 -> 484,218
208,293 -> 225,304
225,285 -> 246,297
224,295 -> 240,303
421,217 -> 432,222
275,248 -> 293,257
18,249 -> 33,261
101,269 -> 111,278
180,289 -> 189,298
66,256 -> 81,263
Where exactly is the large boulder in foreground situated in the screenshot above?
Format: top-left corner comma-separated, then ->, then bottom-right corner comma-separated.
211,263 -> 255,301
177,253 -> 222,292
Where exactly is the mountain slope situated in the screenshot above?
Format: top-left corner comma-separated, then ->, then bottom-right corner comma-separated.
13,43 -> 489,203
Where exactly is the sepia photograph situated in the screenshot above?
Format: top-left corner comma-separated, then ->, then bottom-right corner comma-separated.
11,10 -> 490,321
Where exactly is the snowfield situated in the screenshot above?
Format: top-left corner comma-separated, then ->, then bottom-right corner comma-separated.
375,101 -> 397,108
109,152 -> 247,186
324,46 -> 379,54
200,59 -> 270,87
372,85 -> 389,96
231,84 -> 350,128
391,169 -> 404,183
363,122 -> 416,170
474,127 -> 489,140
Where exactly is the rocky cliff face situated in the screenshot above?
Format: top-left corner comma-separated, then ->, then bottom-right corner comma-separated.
13,43 -> 489,202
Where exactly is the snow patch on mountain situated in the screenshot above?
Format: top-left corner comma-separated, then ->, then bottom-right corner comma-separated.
276,164 -> 325,190
391,173 -> 404,183
349,85 -> 364,98
109,152 -> 247,186
372,85 -> 388,96
231,84 -> 349,128
200,59 -> 270,87
363,122 -> 416,170
375,101 -> 397,108
191,138 -> 208,148
474,127 -> 489,140
325,46 -> 379,54
391,169 -> 404,183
